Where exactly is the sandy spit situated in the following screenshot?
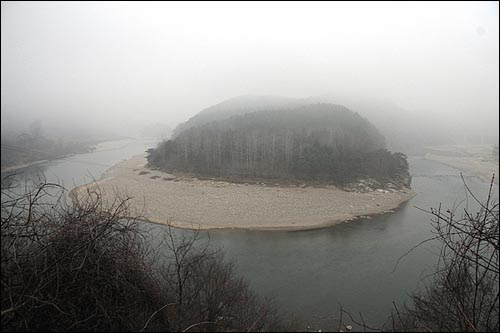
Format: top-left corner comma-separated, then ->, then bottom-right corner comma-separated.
70,155 -> 416,231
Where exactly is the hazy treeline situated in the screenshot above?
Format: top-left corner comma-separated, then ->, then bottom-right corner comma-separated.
1,120 -> 95,169
148,104 -> 411,187
171,95 -> 301,138
171,95 -> 499,155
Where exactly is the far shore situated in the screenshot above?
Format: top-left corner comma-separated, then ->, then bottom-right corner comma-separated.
70,155 -> 416,231
424,144 -> 499,184
0,138 -> 139,174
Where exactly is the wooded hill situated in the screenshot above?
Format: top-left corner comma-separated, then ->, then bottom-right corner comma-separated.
172,94 -> 489,155
148,103 -> 411,187
171,95 -> 300,138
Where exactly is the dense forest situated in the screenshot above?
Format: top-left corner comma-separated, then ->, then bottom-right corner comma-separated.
148,103 -> 411,188
171,94 -> 495,154
171,95 -> 301,138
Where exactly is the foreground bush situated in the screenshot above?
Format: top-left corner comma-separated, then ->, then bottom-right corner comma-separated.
1,177 -> 286,332
389,175 -> 499,332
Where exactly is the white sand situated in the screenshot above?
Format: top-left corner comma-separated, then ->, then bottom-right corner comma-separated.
71,155 -> 416,231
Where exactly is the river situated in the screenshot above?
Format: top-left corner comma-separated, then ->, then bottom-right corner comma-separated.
2,138 -> 498,330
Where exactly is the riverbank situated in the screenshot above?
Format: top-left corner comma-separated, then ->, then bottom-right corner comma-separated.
1,159 -> 50,173
424,144 -> 499,184
70,155 -> 416,231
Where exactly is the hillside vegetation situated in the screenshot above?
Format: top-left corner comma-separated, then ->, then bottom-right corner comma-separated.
1,131 -> 93,170
148,103 -> 411,188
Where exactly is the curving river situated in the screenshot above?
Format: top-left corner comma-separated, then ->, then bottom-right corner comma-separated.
2,138 -> 498,329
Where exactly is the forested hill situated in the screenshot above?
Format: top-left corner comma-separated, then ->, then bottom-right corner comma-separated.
173,94 -> 488,154
148,103 -> 411,188
172,95 -> 300,137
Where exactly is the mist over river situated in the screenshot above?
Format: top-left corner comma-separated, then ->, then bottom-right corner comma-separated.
3,138 -> 497,329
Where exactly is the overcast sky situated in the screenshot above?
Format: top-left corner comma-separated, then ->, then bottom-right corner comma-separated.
1,1 -> 498,135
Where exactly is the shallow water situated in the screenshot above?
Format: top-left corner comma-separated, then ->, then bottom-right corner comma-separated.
2,139 -> 497,329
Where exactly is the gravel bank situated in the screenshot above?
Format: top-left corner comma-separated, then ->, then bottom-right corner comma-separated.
71,155 -> 416,231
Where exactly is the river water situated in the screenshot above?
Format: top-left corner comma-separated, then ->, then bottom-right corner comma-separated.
2,138 -> 498,330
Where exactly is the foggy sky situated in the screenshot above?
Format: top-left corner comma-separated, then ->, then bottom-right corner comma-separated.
1,1 -> 499,136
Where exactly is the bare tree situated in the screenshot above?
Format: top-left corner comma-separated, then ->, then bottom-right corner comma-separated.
1,176 -> 290,332
156,223 -> 288,332
390,174 -> 499,332
1,176 -> 166,331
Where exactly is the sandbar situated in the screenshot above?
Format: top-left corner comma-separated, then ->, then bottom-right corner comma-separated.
70,155 -> 416,231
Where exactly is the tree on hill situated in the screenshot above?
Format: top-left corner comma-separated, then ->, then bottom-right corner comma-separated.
148,104 -> 411,187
